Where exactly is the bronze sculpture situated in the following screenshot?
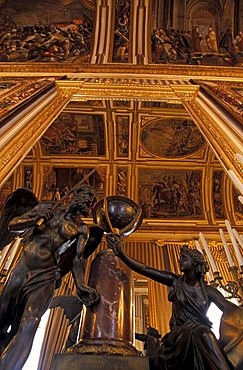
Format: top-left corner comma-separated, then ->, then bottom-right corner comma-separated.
135,327 -> 162,370
107,234 -> 243,370
0,186 -> 103,370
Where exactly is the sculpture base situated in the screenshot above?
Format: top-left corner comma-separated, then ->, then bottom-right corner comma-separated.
67,339 -> 140,356
52,354 -> 150,370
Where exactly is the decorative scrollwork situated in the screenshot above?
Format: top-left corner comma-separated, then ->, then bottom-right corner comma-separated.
80,0 -> 96,11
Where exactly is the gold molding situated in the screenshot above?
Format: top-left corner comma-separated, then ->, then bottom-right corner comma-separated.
0,92 -> 70,187
185,99 -> 243,179
57,80 -> 198,102
0,63 -> 243,81
172,85 -> 200,101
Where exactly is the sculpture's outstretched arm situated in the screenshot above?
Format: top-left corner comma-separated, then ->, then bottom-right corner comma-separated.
107,234 -> 177,287
206,285 -> 237,310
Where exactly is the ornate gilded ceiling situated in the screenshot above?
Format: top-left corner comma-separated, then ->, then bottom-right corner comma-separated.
0,0 -> 242,242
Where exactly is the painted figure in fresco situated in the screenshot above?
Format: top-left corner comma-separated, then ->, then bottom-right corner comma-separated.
219,29 -> 234,53
205,27 -> 218,53
0,186 -> 103,370
0,13 -> 92,63
234,31 -> 243,52
192,25 -> 202,52
107,236 -> 243,370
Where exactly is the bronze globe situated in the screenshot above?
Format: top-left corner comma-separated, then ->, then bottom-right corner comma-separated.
92,196 -> 143,237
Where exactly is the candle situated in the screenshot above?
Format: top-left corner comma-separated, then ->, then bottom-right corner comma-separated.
219,229 -> 234,267
206,269 -> 214,283
195,240 -> 214,282
225,220 -> 243,267
195,240 -> 203,254
199,232 -> 218,272
232,228 -> 243,250
227,170 -> 243,195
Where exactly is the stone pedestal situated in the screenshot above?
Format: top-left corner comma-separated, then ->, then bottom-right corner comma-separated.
52,354 -> 150,370
69,249 -> 139,356
52,250 -> 147,369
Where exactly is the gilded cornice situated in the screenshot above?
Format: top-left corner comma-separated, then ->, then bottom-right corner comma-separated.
171,85 -> 200,101
0,63 -> 243,81
127,224 -> 243,242
57,80 -> 198,101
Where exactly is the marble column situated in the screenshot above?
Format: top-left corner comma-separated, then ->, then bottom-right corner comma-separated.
69,249 -> 139,356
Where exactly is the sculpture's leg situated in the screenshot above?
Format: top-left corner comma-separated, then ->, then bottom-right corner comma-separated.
0,258 -> 28,353
0,281 -> 55,370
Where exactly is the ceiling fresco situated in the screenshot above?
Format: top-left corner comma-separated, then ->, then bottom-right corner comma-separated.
140,119 -> 205,158
9,95 -> 238,226
141,101 -> 184,109
42,167 -> 105,207
0,91 -> 242,230
0,0 -> 94,62
113,0 -> 130,62
0,0 -> 242,66
138,168 -> 203,219
151,0 -> 243,66
41,112 -> 106,156
115,115 -> 129,157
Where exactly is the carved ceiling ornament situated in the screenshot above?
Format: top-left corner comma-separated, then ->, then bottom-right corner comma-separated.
65,80 -> 188,102
117,167 -> 128,196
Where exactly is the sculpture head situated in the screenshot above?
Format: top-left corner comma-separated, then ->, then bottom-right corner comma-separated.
179,245 -> 209,277
70,185 -> 96,217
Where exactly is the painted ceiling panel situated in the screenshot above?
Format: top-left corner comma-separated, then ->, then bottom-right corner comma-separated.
140,119 -> 205,158
41,112 -> 106,156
